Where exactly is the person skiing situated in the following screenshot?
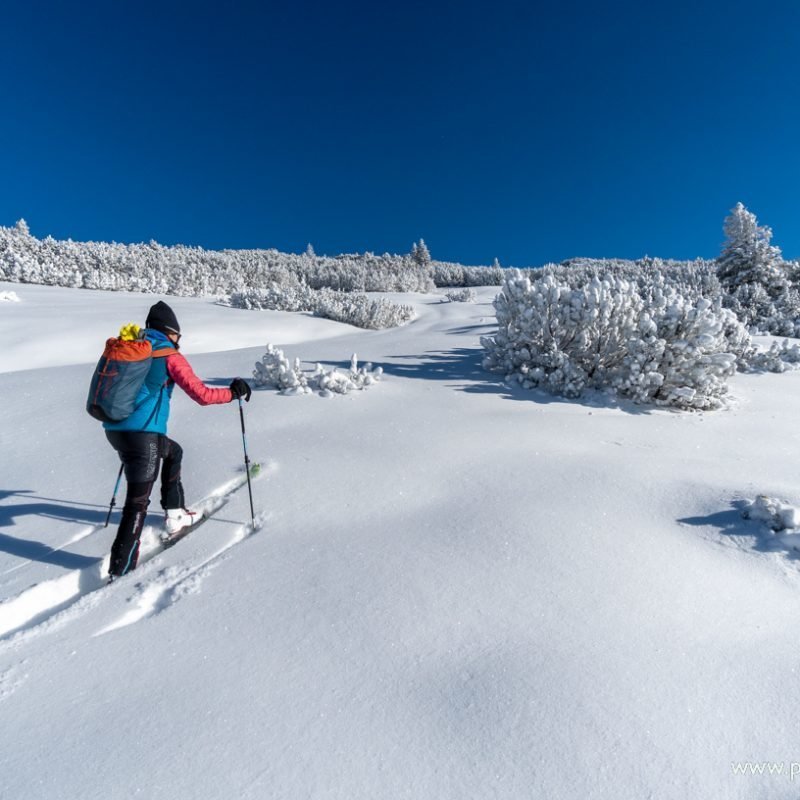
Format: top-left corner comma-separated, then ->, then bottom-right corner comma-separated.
104,300 -> 251,579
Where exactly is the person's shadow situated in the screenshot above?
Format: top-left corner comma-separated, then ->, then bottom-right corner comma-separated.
0,489 -> 109,569
679,500 -> 800,560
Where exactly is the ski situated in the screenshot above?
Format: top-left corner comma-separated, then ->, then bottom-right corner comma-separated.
160,462 -> 262,549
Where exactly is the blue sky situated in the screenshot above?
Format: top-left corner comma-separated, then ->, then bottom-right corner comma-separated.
2,0 -> 799,265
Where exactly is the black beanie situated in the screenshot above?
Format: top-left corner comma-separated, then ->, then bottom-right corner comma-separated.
146,301 -> 181,334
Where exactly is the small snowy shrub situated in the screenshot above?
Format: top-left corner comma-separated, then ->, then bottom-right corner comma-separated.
252,344 -> 310,394
481,269 -> 743,410
252,346 -> 383,397
0,290 -> 20,302
742,495 -> 800,532
313,354 -> 384,398
444,288 -> 477,303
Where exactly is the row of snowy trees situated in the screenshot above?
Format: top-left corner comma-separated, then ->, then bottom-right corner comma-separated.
0,222 -> 503,297
432,259 -> 505,287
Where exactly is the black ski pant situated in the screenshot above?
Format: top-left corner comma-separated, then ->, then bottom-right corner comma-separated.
105,431 -> 185,577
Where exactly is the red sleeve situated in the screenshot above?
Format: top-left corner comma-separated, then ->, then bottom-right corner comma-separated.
167,352 -> 233,406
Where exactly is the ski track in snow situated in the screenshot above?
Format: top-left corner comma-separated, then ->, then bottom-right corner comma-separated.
95,509 -> 270,636
0,466 -> 273,645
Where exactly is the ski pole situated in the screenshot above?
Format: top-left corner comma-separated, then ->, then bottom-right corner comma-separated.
238,396 -> 256,527
105,463 -> 125,527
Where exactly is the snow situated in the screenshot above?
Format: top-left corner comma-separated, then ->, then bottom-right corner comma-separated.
2,280 -> 800,799
0,282 -> 352,374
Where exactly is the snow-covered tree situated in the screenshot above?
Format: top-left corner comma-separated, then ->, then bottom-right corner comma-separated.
714,204 -> 800,336
411,239 -> 431,266
717,203 -> 784,291
0,223 -> 440,295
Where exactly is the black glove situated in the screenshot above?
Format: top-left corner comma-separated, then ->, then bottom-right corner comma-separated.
230,377 -> 252,402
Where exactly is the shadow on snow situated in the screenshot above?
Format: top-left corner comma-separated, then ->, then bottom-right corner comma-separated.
679,500 -> 800,561
0,490 -> 119,569
324,347 -> 657,414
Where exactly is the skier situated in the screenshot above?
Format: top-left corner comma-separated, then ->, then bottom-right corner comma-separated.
104,301 -> 251,579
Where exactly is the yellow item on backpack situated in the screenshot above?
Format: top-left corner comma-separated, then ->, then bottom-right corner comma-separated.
119,323 -> 142,341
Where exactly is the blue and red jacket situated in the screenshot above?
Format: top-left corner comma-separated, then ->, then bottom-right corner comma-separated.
103,329 -> 232,434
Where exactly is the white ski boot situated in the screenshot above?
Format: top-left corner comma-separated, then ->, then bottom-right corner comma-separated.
164,507 -> 200,537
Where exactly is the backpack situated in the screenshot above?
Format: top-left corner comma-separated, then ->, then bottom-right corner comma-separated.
86,325 -> 180,422
86,336 -> 159,423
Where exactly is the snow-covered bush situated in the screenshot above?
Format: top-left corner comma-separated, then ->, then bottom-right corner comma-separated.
252,346 -> 383,397
252,344 -> 310,394
227,284 -> 415,329
723,282 -> 800,337
444,288 -> 477,303
313,354 -> 384,398
746,339 -> 800,373
313,290 -> 415,329
739,495 -> 800,559
229,282 -> 310,312
0,290 -> 20,302
481,269 -> 745,410
629,287 -> 740,408
742,495 -> 800,532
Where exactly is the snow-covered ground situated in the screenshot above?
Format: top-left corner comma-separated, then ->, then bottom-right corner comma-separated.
2,280 -> 800,800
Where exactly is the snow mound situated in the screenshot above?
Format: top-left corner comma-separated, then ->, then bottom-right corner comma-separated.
0,290 -> 20,302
